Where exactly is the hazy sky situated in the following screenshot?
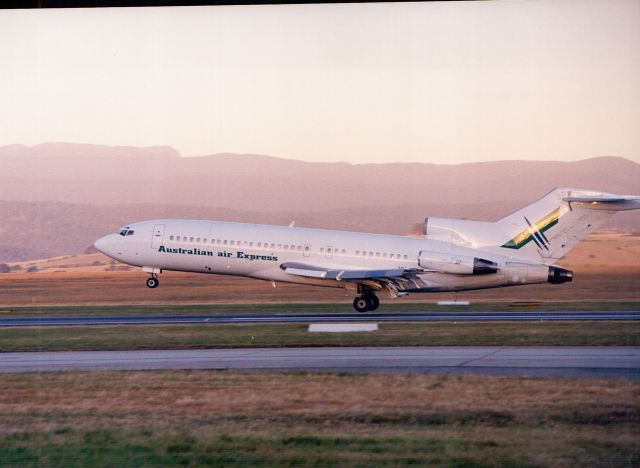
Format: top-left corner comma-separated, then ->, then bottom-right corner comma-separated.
1,1 -> 638,164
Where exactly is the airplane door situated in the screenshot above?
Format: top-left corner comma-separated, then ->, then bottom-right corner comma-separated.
303,244 -> 311,257
151,224 -> 165,249
325,246 -> 333,259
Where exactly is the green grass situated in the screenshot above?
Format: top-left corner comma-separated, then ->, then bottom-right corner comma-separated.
2,301 -> 638,317
0,430 -> 533,467
1,321 -> 638,352
0,371 -> 637,467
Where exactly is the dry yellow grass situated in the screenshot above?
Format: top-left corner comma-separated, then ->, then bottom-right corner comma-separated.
1,372 -> 635,421
1,264 -> 638,307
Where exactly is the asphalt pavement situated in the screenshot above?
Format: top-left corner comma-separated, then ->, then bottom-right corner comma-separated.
1,346 -> 638,379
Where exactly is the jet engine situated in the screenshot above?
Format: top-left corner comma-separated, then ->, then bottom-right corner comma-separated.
418,250 -> 498,275
548,266 -> 573,284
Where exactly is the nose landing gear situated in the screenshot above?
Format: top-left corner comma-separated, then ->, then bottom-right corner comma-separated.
143,267 -> 161,289
352,294 -> 380,313
146,275 -> 159,289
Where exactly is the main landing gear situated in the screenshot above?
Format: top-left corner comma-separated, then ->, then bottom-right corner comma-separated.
353,294 -> 379,313
146,274 -> 159,289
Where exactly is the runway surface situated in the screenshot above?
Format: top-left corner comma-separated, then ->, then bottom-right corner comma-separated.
1,347 -> 638,379
0,310 -> 638,327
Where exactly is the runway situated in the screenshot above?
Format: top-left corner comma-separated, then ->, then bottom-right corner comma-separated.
0,310 -> 638,327
1,347 -> 638,379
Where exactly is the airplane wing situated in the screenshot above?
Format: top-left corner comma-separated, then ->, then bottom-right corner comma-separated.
280,262 -> 429,297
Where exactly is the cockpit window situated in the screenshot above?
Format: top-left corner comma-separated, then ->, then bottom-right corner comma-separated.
118,228 -> 135,236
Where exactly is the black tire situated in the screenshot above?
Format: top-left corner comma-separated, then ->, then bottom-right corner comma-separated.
353,297 -> 369,313
146,277 -> 159,289
365,294 -> 380,311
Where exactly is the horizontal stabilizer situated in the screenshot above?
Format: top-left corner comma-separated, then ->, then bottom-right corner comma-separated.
424,188 -> 640,264
562,195 -> 640,210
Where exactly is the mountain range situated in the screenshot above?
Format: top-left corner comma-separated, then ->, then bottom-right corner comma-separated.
1,142 -> 638,262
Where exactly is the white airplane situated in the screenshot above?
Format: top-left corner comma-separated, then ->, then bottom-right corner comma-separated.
94,188 -> 640,312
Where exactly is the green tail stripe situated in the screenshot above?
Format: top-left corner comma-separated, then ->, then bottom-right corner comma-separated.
501,209 -> 560,250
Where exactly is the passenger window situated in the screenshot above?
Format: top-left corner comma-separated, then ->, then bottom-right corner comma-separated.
170,235 -> 174,241
304,245 -> 310,252
327,248 -> 332,254
257,242 -> 262,248
230,241 -> 235,246
355,250 -> 360,255
197,238 -> 200,243
341,249 -> 346,254
284,245 -> 289,250
320,248 -> 324,253
369,252 -> 373,257
383,253 -> 387,258
277,244 -> 282,249
298,245 -> 302,251
390,254 -> 394,259
404,255 -> 408,260
249,242 -> 253,247
270,243 -> 275,248
376,252 -> 380,257
224,240 -> 228,245
203,238 -> 207,243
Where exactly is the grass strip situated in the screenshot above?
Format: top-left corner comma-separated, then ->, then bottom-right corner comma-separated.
1,321 -> 638,352
2,301 -> 639,317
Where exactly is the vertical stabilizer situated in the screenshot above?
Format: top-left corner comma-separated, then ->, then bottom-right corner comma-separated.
493,188 -> 640,263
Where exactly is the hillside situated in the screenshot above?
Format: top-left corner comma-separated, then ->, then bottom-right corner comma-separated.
1,142 -> 638,211
0,143 -> 638,261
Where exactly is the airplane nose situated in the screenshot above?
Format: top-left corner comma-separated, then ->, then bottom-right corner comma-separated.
94,235 -> 114,256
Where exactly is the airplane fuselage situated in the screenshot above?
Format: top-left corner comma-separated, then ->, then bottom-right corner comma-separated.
95,219 -> 558,295
94,188 -> 640,312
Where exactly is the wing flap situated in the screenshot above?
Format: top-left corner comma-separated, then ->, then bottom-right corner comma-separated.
280,262 -> 424,281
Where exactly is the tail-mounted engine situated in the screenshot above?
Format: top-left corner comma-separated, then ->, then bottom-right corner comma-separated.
548,266 -> 573,284
419,250 -> 498,275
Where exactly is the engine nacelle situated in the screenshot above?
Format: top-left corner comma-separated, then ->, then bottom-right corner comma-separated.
424,217 -> 504,248
502,262 -> 573,285
548,266 -> 573,284
419,250 -> 498,275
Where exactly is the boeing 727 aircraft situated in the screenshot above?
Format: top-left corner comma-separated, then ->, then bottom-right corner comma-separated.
94,188 -> 640,312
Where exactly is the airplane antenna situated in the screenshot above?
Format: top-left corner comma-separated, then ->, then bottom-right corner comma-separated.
289,221 -> 295,228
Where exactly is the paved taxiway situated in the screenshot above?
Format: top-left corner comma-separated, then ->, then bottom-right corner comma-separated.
1,347 -> 638,379
0,311 -> 638,327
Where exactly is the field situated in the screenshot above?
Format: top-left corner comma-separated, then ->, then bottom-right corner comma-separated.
0,233 -> 638,466
0,371 -> 638,467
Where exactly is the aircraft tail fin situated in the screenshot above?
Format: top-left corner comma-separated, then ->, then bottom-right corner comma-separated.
425,188 -> 640,264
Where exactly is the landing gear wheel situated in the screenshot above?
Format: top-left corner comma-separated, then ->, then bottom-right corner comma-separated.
353,297 -> 369,313
365,294 -> 380,311
146,277 -> 159,289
